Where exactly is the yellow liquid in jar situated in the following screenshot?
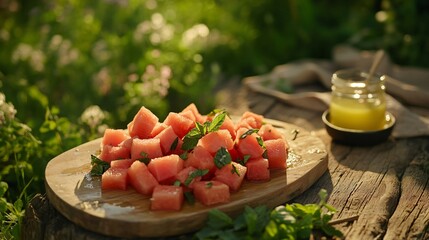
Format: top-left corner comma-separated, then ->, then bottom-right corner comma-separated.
329,98 -> 386,131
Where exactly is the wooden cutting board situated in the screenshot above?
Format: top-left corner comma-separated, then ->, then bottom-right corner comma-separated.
45,118 -> 328,238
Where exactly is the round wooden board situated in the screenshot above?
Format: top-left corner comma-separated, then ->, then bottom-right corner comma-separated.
45,118 -> 328,238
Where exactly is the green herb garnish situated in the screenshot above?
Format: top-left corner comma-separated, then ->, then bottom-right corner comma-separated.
184,169 -> 209,186
256,136 -> 265,147
90,154 -> 110,176
181,110 -> 228,151
238,155 -> 251,166
138,151 -> 150,164
173,180 -> 181,186
207,108 -> 227,117
231,164 -> 240,176
195,189 -> 344,240
239,129 -> 259,139
179,151 -> 188,160
207,111 -> 227,132
181,126 -> 204,151
170,137 -> 179,151
184,191 -> 195,205
262,150 -> 268,159
205,181 -> 213,188
214,147 -> 231,169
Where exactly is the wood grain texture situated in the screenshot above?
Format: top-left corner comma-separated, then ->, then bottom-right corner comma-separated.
44,118 -> 328,238
243,83 -> 429,239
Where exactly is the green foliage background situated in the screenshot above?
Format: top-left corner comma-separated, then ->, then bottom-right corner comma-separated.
0,0 -> 428,238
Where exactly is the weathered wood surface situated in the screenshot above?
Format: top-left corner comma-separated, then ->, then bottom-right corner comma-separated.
242,89 -> 429,239
23,80 -> 429,239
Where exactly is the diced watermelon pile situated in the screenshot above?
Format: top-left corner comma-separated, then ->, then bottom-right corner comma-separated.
97,104 -> 289,211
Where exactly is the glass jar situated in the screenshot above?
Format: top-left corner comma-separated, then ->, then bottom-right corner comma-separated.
329,69 -> 387,131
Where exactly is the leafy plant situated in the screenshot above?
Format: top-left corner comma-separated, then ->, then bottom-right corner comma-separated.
0,92 -> 99,239
195,189 -> 343,240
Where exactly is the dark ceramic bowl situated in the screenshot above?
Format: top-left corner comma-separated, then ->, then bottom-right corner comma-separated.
322,110 -> 396,146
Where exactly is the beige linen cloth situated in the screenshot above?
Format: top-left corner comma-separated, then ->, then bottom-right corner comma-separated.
244,45 -> 429,138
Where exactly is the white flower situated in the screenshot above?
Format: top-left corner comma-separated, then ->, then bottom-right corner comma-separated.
80,105 -> 106,129
133,13 -> 175,44
0,93 -> 17,125
0,93 -> 5,105
11,43 -> 46,72
182,24 -> 210,47
126,64 -> 172,99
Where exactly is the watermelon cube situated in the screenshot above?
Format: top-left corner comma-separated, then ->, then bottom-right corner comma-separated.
127,161 -> 159,195
235,111 -> 264,130
199,129 -> 234,154
110,159 -> 135,169
220,115 -> 236,140
150,185 -> 184,211
163,112 -> 194,138
181,103 -> 205,123
150,122 -> 168,138
118,137 -> 133,153
245,157 -> 270,181
101,168 -> 128,190
128,106 -> 159,139
236,128 -> 264,159
99,145 -> 130,162
185,145 -> 215,174
193,181 -> 230,206
265,139 -> 288,169
179,109 -> 196,122
213,162 -> 247,192
154,126 -> 181,155
148,154 -> 184,184
102,129 -> 129,147
241,111 -> 264,128
131,138 -> 163,161
258,124 -> 284,141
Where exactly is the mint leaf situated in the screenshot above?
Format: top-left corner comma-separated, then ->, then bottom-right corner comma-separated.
196,122 -> 207,135
231,164 -> 240,176
207,209 -> 234,230
196,189 -> 343,240
208,111 -> 226,132
170,137 -> 179,151
239,129 -> 259,139
238,155 -> 251,165
207,108 -> 224,117
256,136 -> 265,147
214,147 -> 232,169
138,151 -> 151,164
184,191 -> 195,205
184,169 -> 209,186
181,126 -> 203,151
181,110 -> 229,152
262,150 -> 268,159
173,180 -> 181,186
90,154 -> 110,176
179,151 -> 188,160
244,205 -> 270,236
181,137 -> 200,151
